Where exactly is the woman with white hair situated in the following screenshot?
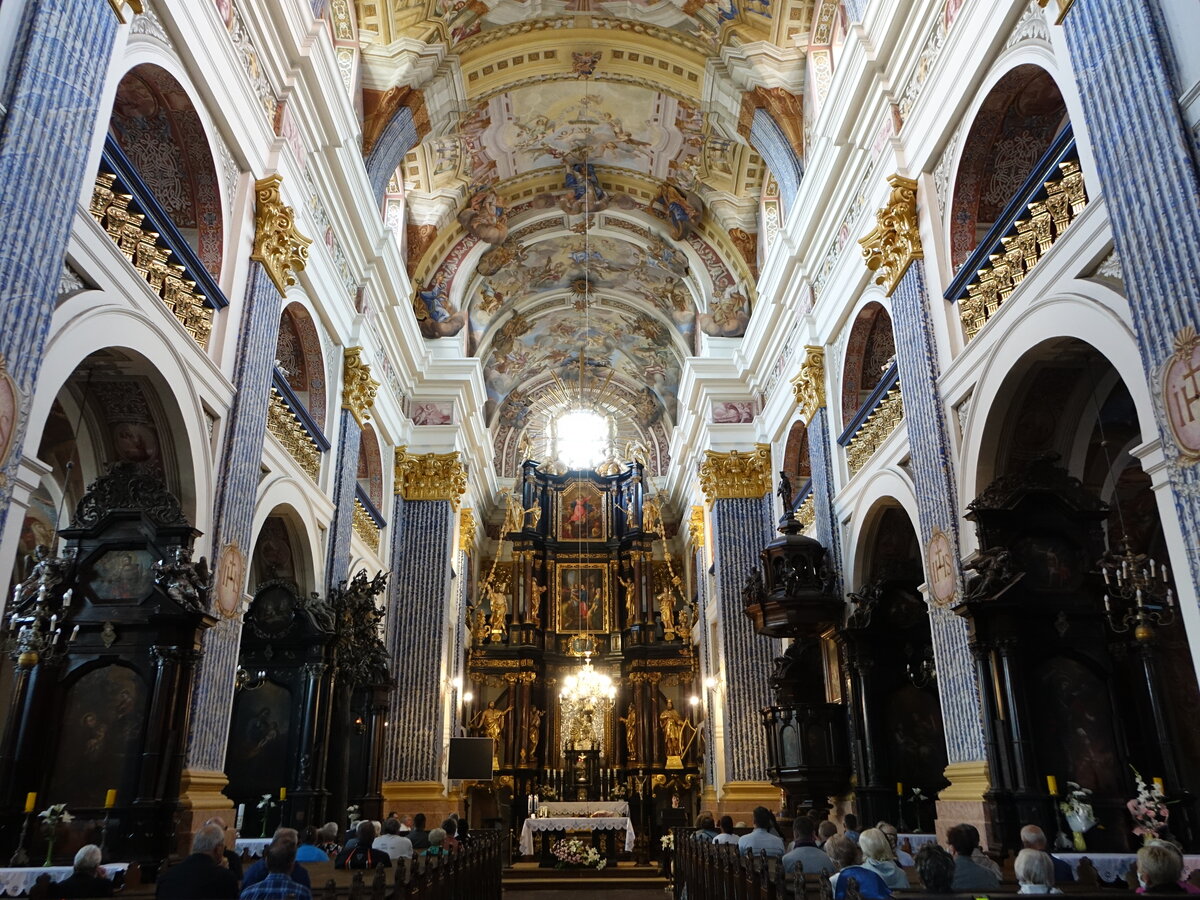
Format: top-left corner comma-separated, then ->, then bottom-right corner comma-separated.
859,827 -> 911,890
48,844 -> 113,898
1015,848 -> 1062,894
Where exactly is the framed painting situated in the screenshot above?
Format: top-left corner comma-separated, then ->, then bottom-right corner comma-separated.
554,563 -> 610,633
557,481 -> 608,541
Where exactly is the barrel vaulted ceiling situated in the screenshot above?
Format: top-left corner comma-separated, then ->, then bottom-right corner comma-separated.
355,0 -> 824,477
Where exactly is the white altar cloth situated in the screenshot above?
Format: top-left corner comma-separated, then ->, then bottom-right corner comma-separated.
1057,852 -> 1200,884
519,816 -> 636,856
0,863 -> 128,897
235,838 -> 272,857
539,801 -> 630,817
897,834 -> 939,852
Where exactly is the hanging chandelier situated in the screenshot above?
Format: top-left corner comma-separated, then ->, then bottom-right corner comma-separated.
560,651 -> 616,708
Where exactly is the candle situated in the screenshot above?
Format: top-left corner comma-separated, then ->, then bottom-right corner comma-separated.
1102,569 -> 1110,585
896,782 -> 904,796
24,792 -> 36,814
279,787 -> 286,801
1153,778 -> 1165,794
69,625 -> 79,641
49,614 -> 57,632
104,789 -> 117,809
1046,775 -> 1058,796
236,803 -> 246,831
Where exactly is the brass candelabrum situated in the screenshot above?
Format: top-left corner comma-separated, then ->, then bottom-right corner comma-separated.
1098,539 -> 1174,641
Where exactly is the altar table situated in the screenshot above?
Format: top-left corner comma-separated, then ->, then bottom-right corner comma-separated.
0,863 -> 128,897
1057,852 -> 1200,884
897,834 -> 939,853
539,801 -> 630,817
519,816 -> 636,865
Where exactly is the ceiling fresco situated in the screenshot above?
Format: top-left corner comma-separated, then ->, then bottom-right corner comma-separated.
358,0 -> 816,478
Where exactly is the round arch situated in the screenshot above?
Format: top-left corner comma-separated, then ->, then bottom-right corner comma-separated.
106,59 -> 226,279
843,468 -> 922,589
839,300 -> 896,428
957,285 -> 1155,519
23,295 -> 215,538
358,424 -> 385,509
277,300 -> 328,430
946,58 -> 1070,269
248,483 -> 326,598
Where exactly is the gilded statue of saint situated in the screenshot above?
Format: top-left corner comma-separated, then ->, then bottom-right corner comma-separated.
472,700 -> 511,744
469,605 -> 489,644
528,706 -> 544,758
528,579 -> 546,625
486,580 -> 508,634
642,495 -> 665,537
658,587 -> 676,640
659,698 -> 690,760
676,602 -> 694,639
619,702 -> 639,762
620,575 -> 638,623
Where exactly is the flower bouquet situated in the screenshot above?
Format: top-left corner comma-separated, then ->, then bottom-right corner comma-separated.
347,804 -> 362,826
552,837 -> 607,870
38,804 -> 73,866
661,833 -> 675,851
256,794 -> 278,838
1127,769 -> 1168,845
1060,782 -> 1096,851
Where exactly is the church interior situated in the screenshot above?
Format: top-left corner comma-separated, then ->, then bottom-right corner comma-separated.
1,0 -> 1200,896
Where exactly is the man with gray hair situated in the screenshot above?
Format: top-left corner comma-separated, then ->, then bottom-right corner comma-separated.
1020,824 -> 1074,884
49,844 -> 112,898
155,824 -> 239,899
241,827 -> 312,892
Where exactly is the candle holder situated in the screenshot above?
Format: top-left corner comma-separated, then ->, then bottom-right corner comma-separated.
1099,538 -> 1174,639
9,812 -> 31,866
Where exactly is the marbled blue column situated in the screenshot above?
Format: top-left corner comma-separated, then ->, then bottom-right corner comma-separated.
382,496 -> 455,783
709,494 -> 776,782
1063,0 -> 1200,595
807,408 -> 843,593
325,412 -> 363,585
889,264 -> 985,764
187,261 -> 285,773
0,0 -> 117,530
842,0 -> 867,22
693,542 -> 717,787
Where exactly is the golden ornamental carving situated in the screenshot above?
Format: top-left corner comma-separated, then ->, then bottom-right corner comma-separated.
342,347 -> 380,427
791,346 -> 826,423
459,508 -> 478,552
266,388 -> 320,480
394,446 -> 468,506
108,0 -> 144,22
352,497 -> 382,552
698,444 -> 773,502
687,506 -> 705,547
251,175 -> 312,295
859,175 -> 923,297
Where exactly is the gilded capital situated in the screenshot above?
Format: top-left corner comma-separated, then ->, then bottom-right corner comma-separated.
251,175 -> 312,295
395,446 -> 468,507
342,347 -> 380,427
687,505 -> 706,548
459,508 -> 477,551
790,345 -> 826,423
108,0 -> 145,21
859,174 -> 923,296
698,444 -> 773,502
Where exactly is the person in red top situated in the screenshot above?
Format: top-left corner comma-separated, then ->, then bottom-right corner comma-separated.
441,818 -> 461,852
335,822 -> 392,870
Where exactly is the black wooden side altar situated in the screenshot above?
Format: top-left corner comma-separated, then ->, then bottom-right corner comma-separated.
0,463 -> 215,866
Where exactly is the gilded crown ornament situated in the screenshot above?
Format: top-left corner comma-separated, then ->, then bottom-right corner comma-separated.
699,444 -> 773,501
859,174 -> 923,296
688,505 -> 706,547
791,346 -> 826,423
251,175 -> 312,295
342,348 -> 380,427
394,447 -> 468,506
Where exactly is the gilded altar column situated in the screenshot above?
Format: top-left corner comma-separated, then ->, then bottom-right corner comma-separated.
181,177 -> 310,825
325,349 -> 379,583
0,0 -> 121,532
689,506 -> 719,809
381,449 -> 466,819
697,446 -> 778,820
859,176 -> 989,831
790,347 -> 843,593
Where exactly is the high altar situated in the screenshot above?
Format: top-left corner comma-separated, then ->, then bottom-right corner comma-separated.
464,460 -> 700,849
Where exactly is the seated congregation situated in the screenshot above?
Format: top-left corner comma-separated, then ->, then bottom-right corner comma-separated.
673,807 -> 1197,900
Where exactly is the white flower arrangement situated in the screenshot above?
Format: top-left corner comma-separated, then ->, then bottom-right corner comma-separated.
347,804 -> 362,825
38,804 -> 73,826
256,793 -> 277,810
552,837 -> 607,869
661,833 -> 675,850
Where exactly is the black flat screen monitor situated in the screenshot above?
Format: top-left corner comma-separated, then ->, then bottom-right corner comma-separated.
448,737 -> 494,781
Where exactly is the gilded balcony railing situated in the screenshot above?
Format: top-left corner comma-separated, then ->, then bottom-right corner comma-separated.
838,362 -> 904,476
947,127 -> 1088,341
90,137 -> 228,349
265,369 -> 329,480
353,485 -> 385,553
793,479 -> 815,529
